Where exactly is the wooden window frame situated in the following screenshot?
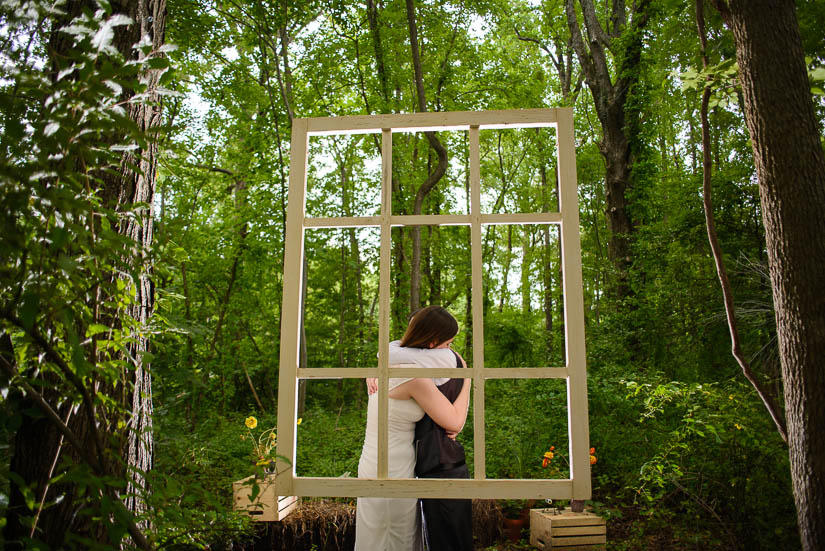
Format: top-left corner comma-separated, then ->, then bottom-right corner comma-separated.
275,108 -> 591,500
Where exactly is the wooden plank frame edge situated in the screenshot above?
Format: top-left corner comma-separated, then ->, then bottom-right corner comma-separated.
557,108 -> 592,501
292,477 -> 573,499
296,367 -> 570,379
304,108 -> 561,135
275,119 -> 309,496
469,125 -> 486,481
376,128 -> 393,479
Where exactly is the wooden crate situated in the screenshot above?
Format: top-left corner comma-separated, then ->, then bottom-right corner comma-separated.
529,508 -> 606,550
233,475 -> 298,522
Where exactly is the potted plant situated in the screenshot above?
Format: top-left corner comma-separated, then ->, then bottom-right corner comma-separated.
242,416 -> 279,474
500,499 -> 529,542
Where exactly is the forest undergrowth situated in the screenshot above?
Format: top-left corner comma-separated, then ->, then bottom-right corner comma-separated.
148,351 -> 798,550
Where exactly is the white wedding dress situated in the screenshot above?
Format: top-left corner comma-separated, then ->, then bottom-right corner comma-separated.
354,342 -> 456,551
355,394 -> 425,550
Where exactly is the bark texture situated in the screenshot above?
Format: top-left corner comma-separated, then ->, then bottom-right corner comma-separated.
695,0 -> 788,443
115,0 -> 167,519
3,0 -> 166,546
710,1 -> 825,548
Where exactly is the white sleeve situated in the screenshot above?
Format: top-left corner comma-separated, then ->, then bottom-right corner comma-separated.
387,340 -> 457,389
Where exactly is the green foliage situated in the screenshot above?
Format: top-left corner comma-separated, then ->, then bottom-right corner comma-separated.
144,411 -> 285,547
623,376 -> 798,548
676,58 -> 741,109
483,379 -> 569,480
806,57 -> 825,97
0,1 -> 174,547
295,404 -> 364,478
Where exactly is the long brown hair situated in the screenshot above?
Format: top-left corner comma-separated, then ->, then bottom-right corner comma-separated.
399,306 -> 458,349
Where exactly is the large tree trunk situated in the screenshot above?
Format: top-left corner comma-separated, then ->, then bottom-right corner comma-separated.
709,1 -> 825,548
564,0 -> 651,299
3,1 -> 166,546
114,0 -> 166,521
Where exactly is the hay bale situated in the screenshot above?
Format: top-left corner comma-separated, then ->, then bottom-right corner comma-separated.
243,499 -> 356,551
472,499 -> 503,548
241,497 -> 501,550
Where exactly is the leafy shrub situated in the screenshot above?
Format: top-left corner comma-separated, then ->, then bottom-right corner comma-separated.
624,376 -> 798,549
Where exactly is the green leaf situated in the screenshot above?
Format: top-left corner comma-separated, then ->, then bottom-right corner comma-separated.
145,56 -> 171,70
680,68 -> 698,80
249,481 -> 261,501
19,292 -> 39,330
86,323 -> 109,337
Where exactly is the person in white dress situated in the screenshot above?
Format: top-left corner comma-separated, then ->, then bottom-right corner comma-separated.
355,306 -> 470,551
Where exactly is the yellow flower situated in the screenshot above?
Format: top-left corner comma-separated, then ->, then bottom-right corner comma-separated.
297,417 -> 302,426
729,394 -> 734,400
543,451 -> 554,460
245,416 -> 258,429
590,455 -> 597,465
735,423 -> 742,430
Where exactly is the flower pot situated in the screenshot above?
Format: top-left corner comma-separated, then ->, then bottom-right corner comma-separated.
502,516 -> 528,542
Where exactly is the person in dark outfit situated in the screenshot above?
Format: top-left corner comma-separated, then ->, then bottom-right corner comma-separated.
414,349 -> 473,551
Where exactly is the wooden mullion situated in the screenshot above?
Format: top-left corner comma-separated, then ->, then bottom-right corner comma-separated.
304,216 -> 381,228
481,367 -> 568,379
469,125 -> 486,480
391,214 -> 471,226
376,128 -> 392,479
481,212 -> 562,225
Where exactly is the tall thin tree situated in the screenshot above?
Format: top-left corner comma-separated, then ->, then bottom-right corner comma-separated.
406,0 -> 448,313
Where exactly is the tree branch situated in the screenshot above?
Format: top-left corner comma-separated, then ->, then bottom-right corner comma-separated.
564,0 -> 598,85
1,311 -> 107,469
0,350 -> 96,469
579,0 -> 612,49
514,25 -> 560,66
190,163 -> 235,177
610,0 -> 626,39
405,0 -> 448,209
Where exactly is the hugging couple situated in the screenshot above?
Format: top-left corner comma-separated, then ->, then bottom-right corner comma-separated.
355,305 -> 473,551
